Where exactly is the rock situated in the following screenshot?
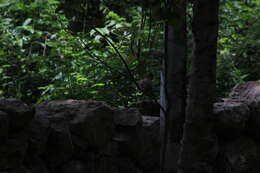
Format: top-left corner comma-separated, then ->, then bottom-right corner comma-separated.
228,82 -> 260,142
69,100 -> 114,153
31,100 -> 114,169
25,155 -> 50,173
0,98 -> 160,173
211,82 -> 260,172
113,108 -> 141,127
224,136 -> 260,173
229,81 -> 260,106
113,157 -> 138,173
212,82 -> 260,142
0,111 -> 8,139
112,108 -> 144,172
0,98 -> 34,171
213,100 -> 250,140
112,113 -> 160,172
0,98 -> 34,131
138,116 -> 160,171
61,160 -> 88,173
131,100 -> 160,117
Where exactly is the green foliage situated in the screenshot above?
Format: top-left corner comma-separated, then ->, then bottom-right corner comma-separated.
0,0 -> 67,102
58,0 -> 104,32
0,0 -> 162,105
0,0 -> 259,104
217,0 -> 260,96
217,48 -> 248,96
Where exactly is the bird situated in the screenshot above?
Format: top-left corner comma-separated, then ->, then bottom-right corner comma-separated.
138,74 -> 154,97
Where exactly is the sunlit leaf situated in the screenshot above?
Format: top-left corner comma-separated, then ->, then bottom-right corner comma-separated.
88,90 -> 98,94
23,18 -> 32,26
91,83 -> 105,87
0,49 -> 5,56
0,0 -> 10,7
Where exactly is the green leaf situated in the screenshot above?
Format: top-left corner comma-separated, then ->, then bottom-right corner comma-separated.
0,0 -> 10,7
0,49 -> 5,56
16,39 -> 23,47
23,25 -> 34,33
96,28 -> 110,35
94,35 -> 102,42
53,72 -> 63,80
46,42 -> 58,47
48,0 -> 59,5
23,18 -> 32,26
90,29 -> 96,36
88,90 -> 98,94
91,83 -> 105,87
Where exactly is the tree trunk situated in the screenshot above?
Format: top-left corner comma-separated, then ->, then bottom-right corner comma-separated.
161,0 -> 187,172
177,0 -> 219,173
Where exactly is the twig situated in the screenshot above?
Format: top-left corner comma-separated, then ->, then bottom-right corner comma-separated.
78,39 -> 124,76
94,28 -> 141,90
94,27 -> 166,115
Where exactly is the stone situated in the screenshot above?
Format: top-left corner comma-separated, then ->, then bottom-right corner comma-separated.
0,98 -> 34,131
224,136 -> 260,173
131,100 -> 160,117
138,116 -> 160,171
213,100 -> 250,140
0,98 -> 34,171
61,160 -> 88,173
31,100 -> 114,169
0,111 -> 8,139
228,82 -> 260,142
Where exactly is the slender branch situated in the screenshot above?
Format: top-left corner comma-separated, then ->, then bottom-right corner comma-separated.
93,28 -> 167,115
136,8 -> 146,77
147,8 -> 152,49
78,39 -> 124,76
94,28 -> 141,90
42,34 -> 48,56
130,31 -> 136,57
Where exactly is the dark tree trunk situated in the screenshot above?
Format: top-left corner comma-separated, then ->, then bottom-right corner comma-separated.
160,0 -> 187,172
177,0 -> 219,173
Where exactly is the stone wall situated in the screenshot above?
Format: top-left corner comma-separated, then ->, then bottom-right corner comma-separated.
0,99 -> 159,173
213,81 -> 260,173
0,81 -> 260,173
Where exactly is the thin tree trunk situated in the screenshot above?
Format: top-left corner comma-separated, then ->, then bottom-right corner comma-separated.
178,0 -> 219,172
161,0 -> 187,172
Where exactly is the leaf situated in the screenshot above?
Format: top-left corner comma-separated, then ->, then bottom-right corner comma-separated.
23,25 -> 34,33
106,37 -> 114,44
53,72 -> 63,80
115,24 -> 123,29
0,0 -> 10,7
16,39 -> 23,47
46,42 -> 58,47
23,18 -> 32,26
101,28 -> 110,35
48,0 -> 59,5
91,83 -> 105,87
90,29 -> 96,36
96,27 -> 110,35
106,20 -> 116,27
94,35 -> 102,42
0,49 -> 5,56
88,90 -> 98,94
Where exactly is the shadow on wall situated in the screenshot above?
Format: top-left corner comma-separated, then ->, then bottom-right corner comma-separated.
0,81 -> 260,173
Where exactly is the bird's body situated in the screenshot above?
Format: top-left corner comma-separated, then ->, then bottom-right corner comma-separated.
138,77 -> 153,96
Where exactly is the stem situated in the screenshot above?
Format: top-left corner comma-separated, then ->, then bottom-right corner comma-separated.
94,28 -> 167,113
78,39 -> 124,76
94,28 -> 140,90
